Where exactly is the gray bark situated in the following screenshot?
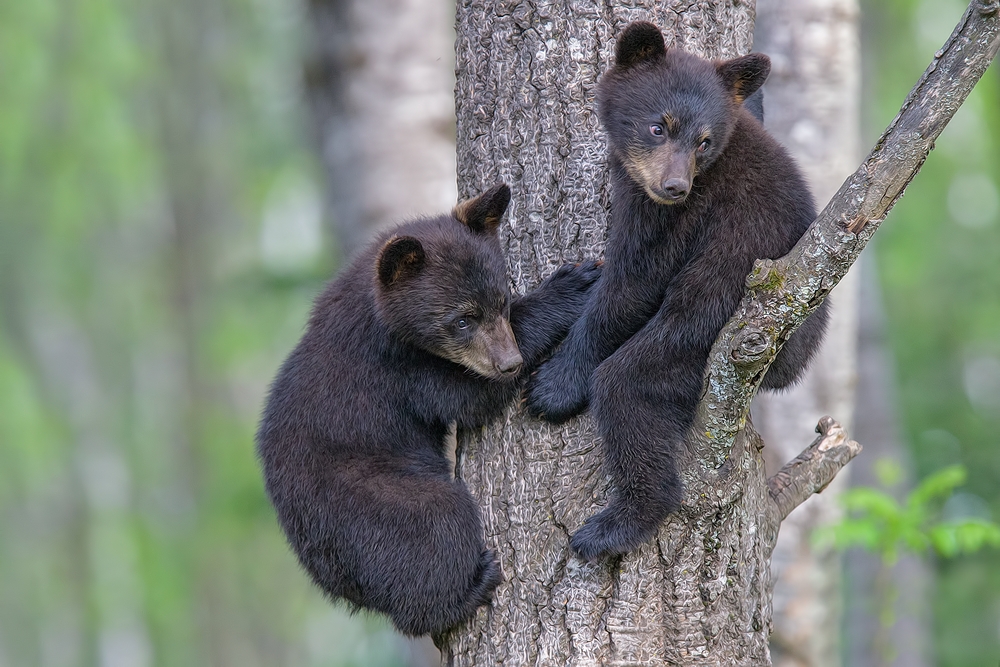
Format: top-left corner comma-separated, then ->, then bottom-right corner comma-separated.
446,2 -> 835,665
304,0 -> 457,257
751,1 -> 861,665
445,0 -> 1000,664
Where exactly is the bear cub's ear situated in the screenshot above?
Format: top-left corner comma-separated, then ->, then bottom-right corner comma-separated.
452,183 -> 511,235
613,22 -> 666,70
377,236 -> 425,288
716,53 -> 771,104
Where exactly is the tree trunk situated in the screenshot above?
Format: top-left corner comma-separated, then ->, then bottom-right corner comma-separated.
447,0 -> 1000,664
751,1 -> 861,665
303,0 -> 457,257
447,3 -> 781,664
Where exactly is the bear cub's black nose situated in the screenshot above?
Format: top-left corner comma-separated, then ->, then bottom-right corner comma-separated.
496,355 -> 523,376
661,178 -> 689,200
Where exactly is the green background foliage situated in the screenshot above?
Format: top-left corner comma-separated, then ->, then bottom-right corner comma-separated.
865,0 -> 1000,663
0,0 -> 997,665
0,0 -> 408,664
821,463 -> 1000,563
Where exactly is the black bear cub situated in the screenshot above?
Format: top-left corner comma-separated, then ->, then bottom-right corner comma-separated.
526,23 -> 829,561
257,184 -> 600,635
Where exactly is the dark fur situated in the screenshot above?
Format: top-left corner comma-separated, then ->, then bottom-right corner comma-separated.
525,22 -> 829,560
257,184 -> 600,634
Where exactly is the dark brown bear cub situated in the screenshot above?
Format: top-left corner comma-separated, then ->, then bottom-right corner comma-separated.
257,184 -> 600,635
526,23 -> 829,561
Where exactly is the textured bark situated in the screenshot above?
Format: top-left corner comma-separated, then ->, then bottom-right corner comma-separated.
446,0 -> 1000,664
447,2 -> 777,665
304,0 -> 457,256
751,1 -> 861,665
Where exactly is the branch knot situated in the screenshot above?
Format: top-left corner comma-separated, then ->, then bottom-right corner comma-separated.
816,415 -> 847,451
730,327 -> 771,365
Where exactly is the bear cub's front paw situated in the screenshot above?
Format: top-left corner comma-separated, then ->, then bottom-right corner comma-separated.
543,260 -> 602,303
525,356 -> 590,423
540,260 -> 602,316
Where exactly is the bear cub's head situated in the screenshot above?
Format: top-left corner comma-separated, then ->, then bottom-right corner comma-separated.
374,183 -> 523,380
597,21 -> 770,205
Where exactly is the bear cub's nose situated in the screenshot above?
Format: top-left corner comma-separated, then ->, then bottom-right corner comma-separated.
496,354 -> 523,376
661,178 -> 689,201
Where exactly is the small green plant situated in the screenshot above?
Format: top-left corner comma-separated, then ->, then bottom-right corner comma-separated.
817,461 -> 1000,665
820,461 -> 1000,564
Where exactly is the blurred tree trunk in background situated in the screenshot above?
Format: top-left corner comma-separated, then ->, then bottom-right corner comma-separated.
751,1 -> 861,666
0,0 -> 329,665
303,0 -> 458,258
302,0 -> 458,664
145,0 -> 232,662
843,259 -> 932,667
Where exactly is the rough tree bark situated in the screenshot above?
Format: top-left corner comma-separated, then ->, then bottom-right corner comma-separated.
751,1 -> 861,665
303,0 -> 457,257
445,1 -> 1000,665
446,1 -> 816,664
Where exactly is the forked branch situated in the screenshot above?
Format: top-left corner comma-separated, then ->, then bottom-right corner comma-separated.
688,0 -> 1000,511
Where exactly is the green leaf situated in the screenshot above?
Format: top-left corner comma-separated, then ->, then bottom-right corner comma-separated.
900,525 -> 930,553
930,525 -> 960,558
825,518 -> 882,551
908,465 -> 966,509
874,457 -> 904,488
842,488 -> 902,520
930,520 -> 1000,558
825,465 -> 1000,562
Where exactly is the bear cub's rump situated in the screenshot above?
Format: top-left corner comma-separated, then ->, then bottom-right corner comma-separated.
257,184 -> 600,635
526,23 -> 830,561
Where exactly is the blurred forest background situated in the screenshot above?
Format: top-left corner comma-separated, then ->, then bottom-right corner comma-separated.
0,0 -> 998,666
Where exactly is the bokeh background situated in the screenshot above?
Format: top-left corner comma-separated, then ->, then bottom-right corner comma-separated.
0,0 -> 997,665
866,1 -> 1000,664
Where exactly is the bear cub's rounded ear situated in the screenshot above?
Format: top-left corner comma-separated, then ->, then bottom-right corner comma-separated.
377,235 -> 425,288
613,22 -> 666,70
716,53 -> 771,104
452,183 -> 511,235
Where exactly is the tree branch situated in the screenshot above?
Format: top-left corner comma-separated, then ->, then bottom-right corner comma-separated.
684,1 -> 1000,488
767,416 -> 863,523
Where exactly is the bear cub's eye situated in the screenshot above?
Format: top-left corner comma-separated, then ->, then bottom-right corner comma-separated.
697,138 -> 711,153
649,124 -> 664,137
455,313 -> 479,330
